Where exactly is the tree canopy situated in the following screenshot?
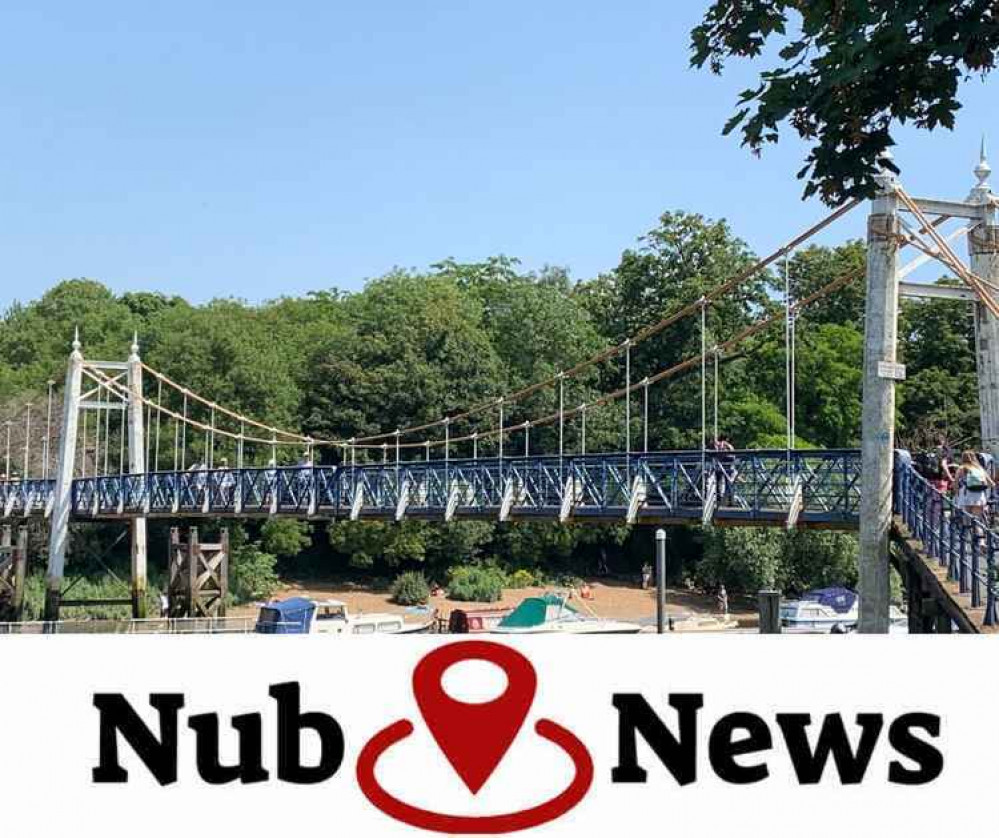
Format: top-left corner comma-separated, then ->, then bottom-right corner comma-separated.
0,208 -> 976,595
691,1 -> 999,203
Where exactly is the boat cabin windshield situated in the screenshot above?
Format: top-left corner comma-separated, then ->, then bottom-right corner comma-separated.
316,604 -> 348,621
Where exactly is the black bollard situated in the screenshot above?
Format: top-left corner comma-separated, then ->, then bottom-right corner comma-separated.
656,529 -> 667,634
758,589 -> 781,634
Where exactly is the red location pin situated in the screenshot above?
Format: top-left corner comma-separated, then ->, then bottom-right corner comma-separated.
413,641 -> 536,795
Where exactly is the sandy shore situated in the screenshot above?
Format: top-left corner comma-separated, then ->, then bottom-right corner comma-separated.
232,577 -> 759,629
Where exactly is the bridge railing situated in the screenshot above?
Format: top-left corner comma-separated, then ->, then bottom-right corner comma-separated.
894,458 -> 998,625
0,478 -> 54,517
59,449 -> 861,523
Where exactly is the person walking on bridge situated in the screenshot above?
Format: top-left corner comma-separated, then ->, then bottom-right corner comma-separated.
955,450 -> 994,520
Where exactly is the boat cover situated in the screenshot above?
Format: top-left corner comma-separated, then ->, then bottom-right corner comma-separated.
499,593 -> 578,628
802,587 -> 857,614
255,597 -> 315,634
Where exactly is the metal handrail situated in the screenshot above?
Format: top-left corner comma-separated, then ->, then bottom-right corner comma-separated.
893,458 -> 998,625
0,616 -> 290,635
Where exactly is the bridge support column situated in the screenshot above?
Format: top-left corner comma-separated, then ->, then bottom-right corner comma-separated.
168,527 -> 228,618
969,148 -> 999,458
859,181 -> 900,633
44,333 -> 84,621
127,336 -> 148,618
0,525 -> 28,621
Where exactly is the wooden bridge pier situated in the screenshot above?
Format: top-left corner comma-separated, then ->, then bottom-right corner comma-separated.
167,527 -> 229,618
0,525 -> 28,621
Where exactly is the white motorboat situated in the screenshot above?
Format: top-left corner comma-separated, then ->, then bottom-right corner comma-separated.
780,587 -> 858,633
491,592 -> 642,635
255,597 -> 433,635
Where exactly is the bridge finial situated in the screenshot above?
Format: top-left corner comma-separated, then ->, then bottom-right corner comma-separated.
972,134 -> 992,201
873,148 -> 898,191
71,326 -> 82,358
129,330 -> 140,360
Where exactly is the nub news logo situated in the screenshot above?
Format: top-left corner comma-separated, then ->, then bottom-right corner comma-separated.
92,642 -> 943,834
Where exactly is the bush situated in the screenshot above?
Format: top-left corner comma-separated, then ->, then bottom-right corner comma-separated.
554,574 -> 584,590
507,568 -> 537,589
229,543 -> 279,604
261,519 -> 311,558
447,566 -> 505,602
390,571 -> 430,605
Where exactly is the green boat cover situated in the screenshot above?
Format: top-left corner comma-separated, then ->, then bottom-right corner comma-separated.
499,593 -> 578,628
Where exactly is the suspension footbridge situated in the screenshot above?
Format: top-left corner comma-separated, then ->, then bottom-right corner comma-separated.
2,149 -> 999,632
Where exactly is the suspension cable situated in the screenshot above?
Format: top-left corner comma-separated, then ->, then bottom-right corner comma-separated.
66,201 -> 866,465
387,264 -> 865,452
343,198 -> 861,446
154,378 -> 163,472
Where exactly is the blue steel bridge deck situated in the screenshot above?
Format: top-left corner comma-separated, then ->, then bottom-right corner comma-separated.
0,449 -> 861,528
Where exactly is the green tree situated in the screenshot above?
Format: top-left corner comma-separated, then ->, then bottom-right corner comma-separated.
581,211 -> 773,450
691,0 -> 999,202
898,286 -> 979,445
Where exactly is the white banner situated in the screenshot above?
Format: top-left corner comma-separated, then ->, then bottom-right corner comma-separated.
1,636 -> 993,837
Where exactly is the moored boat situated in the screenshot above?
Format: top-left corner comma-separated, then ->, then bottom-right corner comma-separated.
491,592 -> 642,634
255,597 -> 432,635
780,587 -> 858,633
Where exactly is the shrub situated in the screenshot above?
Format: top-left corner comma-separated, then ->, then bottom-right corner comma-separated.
507,568 -> 537,589
261,519 -> 311,558
390,571 -> 430,606
229,543 -> 279,604
554,574 -> 584,590
447,566 -> 505,602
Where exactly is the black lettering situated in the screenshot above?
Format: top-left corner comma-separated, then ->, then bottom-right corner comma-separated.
888,713 -> 943,785
611,693 -> 703,785
187,712 -> 269,784
708,712 -> 772,784
92,693 -> 184,785
269,682 -> 343,784
777,713 -> 883,784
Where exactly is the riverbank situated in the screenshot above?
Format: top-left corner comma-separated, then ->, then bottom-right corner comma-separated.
231,576 -> 759,628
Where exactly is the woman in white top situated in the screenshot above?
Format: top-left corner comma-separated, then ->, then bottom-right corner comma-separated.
955,450 -> 994,520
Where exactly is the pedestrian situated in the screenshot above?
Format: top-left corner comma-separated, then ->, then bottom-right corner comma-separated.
930,436 -> 955,493
955,449 -> 993,520
641,562 -> 652,590
716,584 -> 729,617
219,457 -> 235,505
712,434 -> 736,504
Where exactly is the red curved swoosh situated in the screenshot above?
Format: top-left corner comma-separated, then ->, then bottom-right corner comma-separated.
356,718 -> 593,834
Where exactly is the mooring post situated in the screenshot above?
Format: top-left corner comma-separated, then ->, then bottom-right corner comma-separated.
188,526 -> 199,618
219,528 -> 229,617
858,167 -> 900,633
127,334 -> 148,618
655,528 -> 666,634
758,590 -> 781,633
44,330 -> 84,621
11,526 -> 28,621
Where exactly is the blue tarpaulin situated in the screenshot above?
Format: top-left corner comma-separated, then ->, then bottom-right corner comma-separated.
802,587 -> 857,614
254,597 -> 315,634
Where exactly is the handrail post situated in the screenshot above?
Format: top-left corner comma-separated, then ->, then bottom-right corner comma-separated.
985,529 -> 997,626
971,522 -> 982,609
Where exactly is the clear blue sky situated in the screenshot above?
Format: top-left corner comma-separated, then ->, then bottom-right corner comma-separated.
1,0 -> 995,310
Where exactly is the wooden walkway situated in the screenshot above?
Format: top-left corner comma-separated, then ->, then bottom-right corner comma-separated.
891,517 -> 998,634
